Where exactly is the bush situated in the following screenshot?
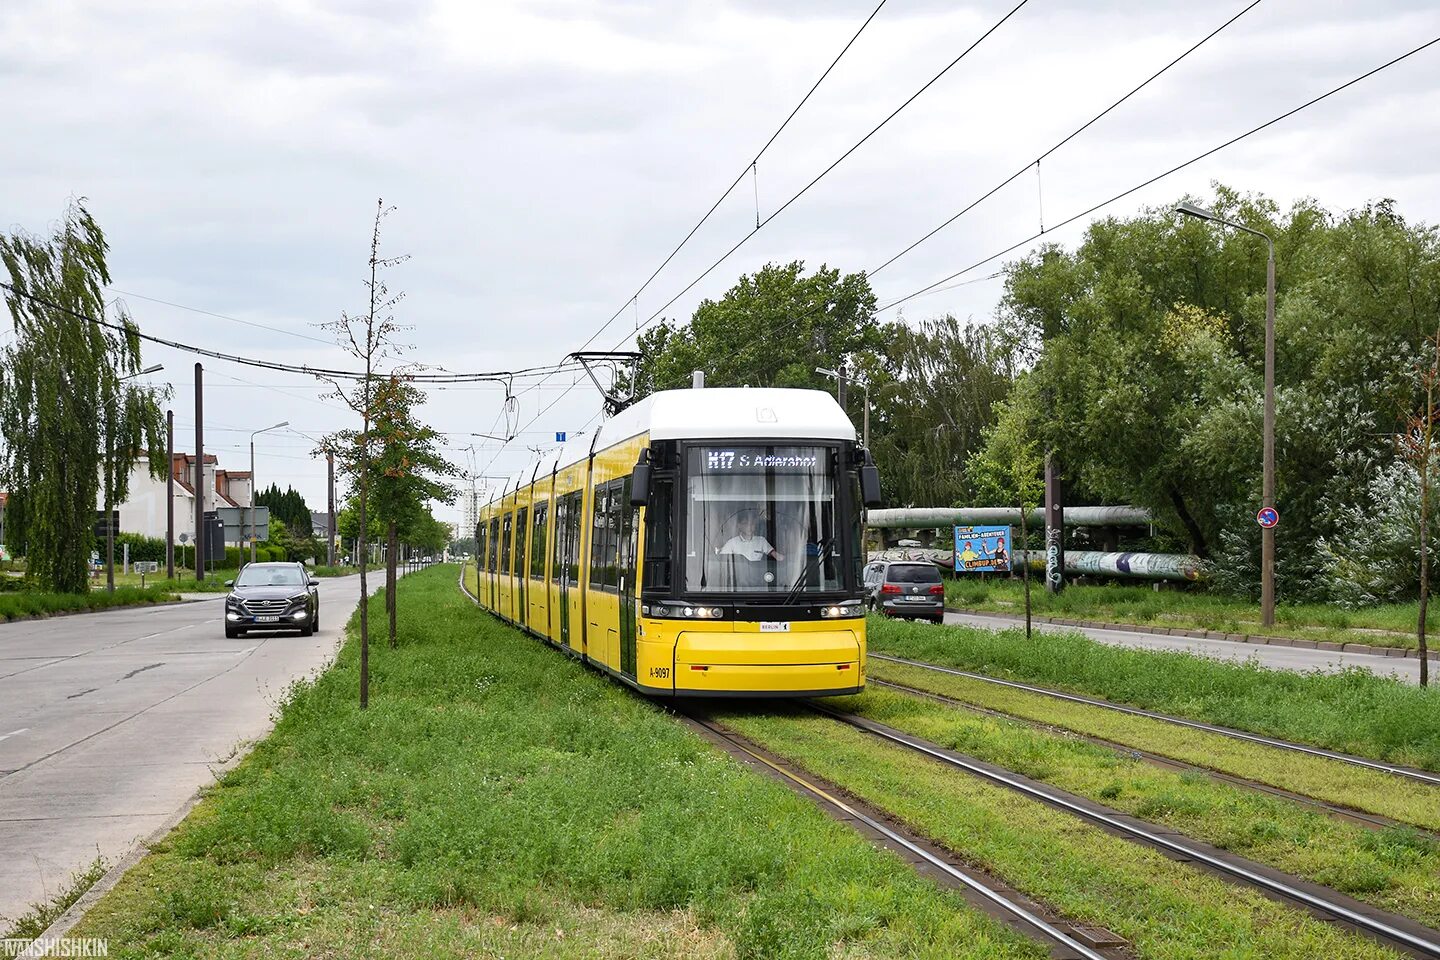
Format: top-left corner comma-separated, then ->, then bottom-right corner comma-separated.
115,532 -> 167,564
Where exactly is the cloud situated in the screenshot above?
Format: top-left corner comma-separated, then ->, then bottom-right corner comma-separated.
2,0 -> 1437,514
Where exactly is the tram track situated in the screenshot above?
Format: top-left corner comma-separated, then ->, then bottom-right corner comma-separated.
867,675 -> 1439,840
870,652 -> 1440,788
672,704 -> 1131,960
804,699 -> 1440,959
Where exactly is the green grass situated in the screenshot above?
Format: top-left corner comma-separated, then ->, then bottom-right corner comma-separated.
66,565 -> 1043,959
720,707 -> 1403,960
3,857 -> 107,940
868,617 -> 1440,772
827,684 -> 1440,929
0,584 -> 180,620
945,578 -> 1432,649
869,658 -> 1440,831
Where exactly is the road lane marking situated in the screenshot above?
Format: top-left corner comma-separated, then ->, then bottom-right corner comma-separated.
0,728 -> 28,743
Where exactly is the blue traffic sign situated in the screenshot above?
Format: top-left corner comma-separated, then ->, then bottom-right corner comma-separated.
1256,506 -> 1279,528
555,432 -> 567,443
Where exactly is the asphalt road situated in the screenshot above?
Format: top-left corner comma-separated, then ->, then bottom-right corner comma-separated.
942,610 -> 1427,684
0,574 -> 368,927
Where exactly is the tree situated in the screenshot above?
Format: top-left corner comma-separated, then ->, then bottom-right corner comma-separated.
367,374 -> 454,648
625,261 -> 883,398
321,199 -> 409,708
980,186 -> 1440,600
867,314 -> 1016,507
1397,329 -> 1440,686
255,483 -> 313,534
0,200 -> 167,593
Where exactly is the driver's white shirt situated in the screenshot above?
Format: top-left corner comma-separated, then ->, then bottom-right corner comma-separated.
719,534 -> 774,561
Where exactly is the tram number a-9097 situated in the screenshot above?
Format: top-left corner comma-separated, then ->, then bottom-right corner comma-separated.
648,666 -> 671,680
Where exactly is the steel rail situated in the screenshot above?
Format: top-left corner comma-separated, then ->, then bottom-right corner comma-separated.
868,676 -> 1437,839
676,708 -> 1112,960
808,701 -> 1440,958
870,652 -> 1440,788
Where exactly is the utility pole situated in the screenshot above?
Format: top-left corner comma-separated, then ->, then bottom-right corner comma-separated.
327,451 -> 336,567
166,409 -> 174,580
1176,202 -> 1277,625
837,363 -> 848,409
194,362 -> 204,582
1044,454 -> 1065,594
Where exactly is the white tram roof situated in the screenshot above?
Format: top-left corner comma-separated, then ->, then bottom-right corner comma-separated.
495,387 -> 855,498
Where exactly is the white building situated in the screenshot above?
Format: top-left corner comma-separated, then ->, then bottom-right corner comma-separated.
104,453 -> 252,541
460,488 -> 479,540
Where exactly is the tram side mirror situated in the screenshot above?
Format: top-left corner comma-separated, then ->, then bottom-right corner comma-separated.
630,459 -> 651,507
860,464 -> 882,508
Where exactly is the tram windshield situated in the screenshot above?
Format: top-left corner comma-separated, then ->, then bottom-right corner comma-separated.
683,444 -> 842,595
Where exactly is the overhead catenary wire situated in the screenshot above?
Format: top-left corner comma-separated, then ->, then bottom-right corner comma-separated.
485,0 -> 1031,465
877,33 -> 1440,313
0,280 -> 585,384
867,0 -> 1266,278
109,288 -> 338,346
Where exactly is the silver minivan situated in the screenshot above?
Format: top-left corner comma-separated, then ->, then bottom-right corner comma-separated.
862,560 -> 945,623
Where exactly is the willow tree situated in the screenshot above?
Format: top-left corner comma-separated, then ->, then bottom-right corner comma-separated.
0,200 -> 167,593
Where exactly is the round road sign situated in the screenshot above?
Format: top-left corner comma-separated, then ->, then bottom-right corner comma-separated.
1256,506 -> 1279,528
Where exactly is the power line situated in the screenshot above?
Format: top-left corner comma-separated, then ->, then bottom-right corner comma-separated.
0,281 -> 584,384
620,0 -> 1032,345
867,0 -> 1266,277
109,288 -> 337,346
487,0 -> 1031,460
877,33 -> 1440,314
572,0 -> 892,358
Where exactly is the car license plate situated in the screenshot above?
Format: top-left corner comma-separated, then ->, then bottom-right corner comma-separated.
760,621 -> 790,632
903,596 -> 927,602
256,615 -> 280,622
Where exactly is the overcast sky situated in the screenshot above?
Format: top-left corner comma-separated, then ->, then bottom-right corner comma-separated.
3,0 -> 1438,530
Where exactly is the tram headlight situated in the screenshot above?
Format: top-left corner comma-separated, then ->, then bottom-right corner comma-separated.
820,601 -> 864,619
645,603 -> 724,620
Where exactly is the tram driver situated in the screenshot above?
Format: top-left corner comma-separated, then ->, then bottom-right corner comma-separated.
718,509 -> 785,562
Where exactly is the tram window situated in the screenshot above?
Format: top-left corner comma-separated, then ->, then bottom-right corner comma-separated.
477,522 -> 486,570
515,507 -> 529,581
591,480 -> 623,592
551,495 -> 567,583
643,477 -> 673,591
488,518 -> 500,573
565,491 -> 583,583
500,514 -> 512,574
530,504 -> 548,580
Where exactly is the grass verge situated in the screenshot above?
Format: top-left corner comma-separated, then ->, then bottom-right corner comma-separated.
0,584 -> 179,621
945,578 -> 1429,650
828,684 -> 1440,929
308,564 -> 358,577
3,858 -> 107,940
718,706 -> 1403,960
869,657 -> 1440,831
65,565 -> 1043,959
869,616 -> 1440,772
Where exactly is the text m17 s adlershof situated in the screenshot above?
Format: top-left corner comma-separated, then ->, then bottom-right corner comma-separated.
474,386 -> 882,697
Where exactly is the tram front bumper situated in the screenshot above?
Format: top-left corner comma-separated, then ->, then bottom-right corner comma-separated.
671,627 -> 863,697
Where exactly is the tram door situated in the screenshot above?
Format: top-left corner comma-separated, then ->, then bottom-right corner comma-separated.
557,492 -> 572,648
618,477 -> 639,680
515,507 -> 529,628
488,518 -> 499,610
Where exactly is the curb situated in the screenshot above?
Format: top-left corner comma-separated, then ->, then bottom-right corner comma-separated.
0,593 -> 224,626
943,607 -> 1440,662
17,747 -> 248,959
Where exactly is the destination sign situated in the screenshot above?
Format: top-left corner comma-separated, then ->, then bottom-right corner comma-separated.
703,449 -> 821,471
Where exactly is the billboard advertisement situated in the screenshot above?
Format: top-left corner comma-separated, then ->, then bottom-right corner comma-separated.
954,525 -> 1011,573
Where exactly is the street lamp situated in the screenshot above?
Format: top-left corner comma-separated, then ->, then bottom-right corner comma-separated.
1176,201 -> 1277,626
816,366 -> 869,449
104,364 -> 165,591
249,421 -> 289,565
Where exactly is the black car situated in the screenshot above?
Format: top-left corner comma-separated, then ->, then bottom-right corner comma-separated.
224,562 -> 320,638
862,560 -> 946,623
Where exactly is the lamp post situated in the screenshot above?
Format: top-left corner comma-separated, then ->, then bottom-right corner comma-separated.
1176,201 -> 1277,626
105,364 -> 164,592
816,366 -> 869,449
249,421 -> 289,565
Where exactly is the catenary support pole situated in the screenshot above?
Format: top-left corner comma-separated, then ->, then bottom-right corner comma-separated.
326,451 -> 336,566
1261,245 -> 1276,626
166,409 -> 174,580
194,363 -> 204,582
1044,454 -> 1064,594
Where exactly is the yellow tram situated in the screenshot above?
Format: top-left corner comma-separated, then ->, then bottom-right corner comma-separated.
473,385 -> 882,697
